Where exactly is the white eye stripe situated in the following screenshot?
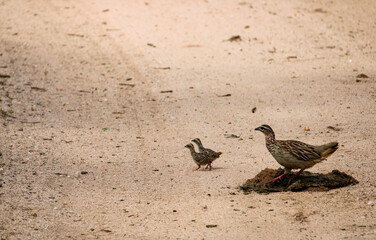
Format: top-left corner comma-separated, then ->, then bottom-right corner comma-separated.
261,125 -> 272,131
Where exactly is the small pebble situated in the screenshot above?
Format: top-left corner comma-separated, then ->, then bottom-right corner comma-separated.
367,201 -> 374,206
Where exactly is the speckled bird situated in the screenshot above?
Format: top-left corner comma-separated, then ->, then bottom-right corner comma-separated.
255,124 -> 339,183
185,143 -> 213,171
192,138 -> 222,168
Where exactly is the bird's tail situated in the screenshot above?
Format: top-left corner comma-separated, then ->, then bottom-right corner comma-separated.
319,142 -> 339,158
210,152 -> 223,162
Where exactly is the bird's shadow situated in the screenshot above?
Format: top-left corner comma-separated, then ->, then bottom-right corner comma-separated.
240,168 -> 358,194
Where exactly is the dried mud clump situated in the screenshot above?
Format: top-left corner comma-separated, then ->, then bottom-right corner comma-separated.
240,168 -> 358,194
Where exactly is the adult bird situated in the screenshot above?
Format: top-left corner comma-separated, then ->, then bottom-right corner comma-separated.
255,124 -> 338,183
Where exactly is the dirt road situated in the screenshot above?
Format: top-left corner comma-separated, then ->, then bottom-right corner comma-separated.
1,0 -> 375,239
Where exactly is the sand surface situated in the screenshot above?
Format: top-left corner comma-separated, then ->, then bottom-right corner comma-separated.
1,0 -> 375,239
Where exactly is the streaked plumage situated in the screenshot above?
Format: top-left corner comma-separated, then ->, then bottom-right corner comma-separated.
255,124 -> 339,183
185,143 -> 212,171
192,138 -> 222,168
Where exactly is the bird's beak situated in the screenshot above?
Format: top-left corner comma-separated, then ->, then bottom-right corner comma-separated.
254,127 -> 260,131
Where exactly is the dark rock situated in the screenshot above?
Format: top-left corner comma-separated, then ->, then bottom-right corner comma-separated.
240,168 -> 358,194
327,126 -> 341,131
0,74 -> 11,78
252,107 -> 257,113
227,35 -> 242,42
356,73 -> 369,78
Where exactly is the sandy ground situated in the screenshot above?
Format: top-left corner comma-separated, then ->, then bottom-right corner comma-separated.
0,0 -> 375,239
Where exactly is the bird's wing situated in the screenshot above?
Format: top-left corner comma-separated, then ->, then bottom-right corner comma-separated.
206,148 -> 221,158
282,140 -> 321,161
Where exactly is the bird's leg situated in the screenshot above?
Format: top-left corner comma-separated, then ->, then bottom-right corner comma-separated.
205,158 -> 214,169
208,163 -> 212,171
289,169 -> 305,180
286,169 -> 305,186
195,165 -> 201,171
266,173 -> 287,183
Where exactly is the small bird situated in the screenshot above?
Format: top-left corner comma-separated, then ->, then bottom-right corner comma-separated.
192,138 -> 222,169
185,143 -> 212,171
255,124 -> 339,183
